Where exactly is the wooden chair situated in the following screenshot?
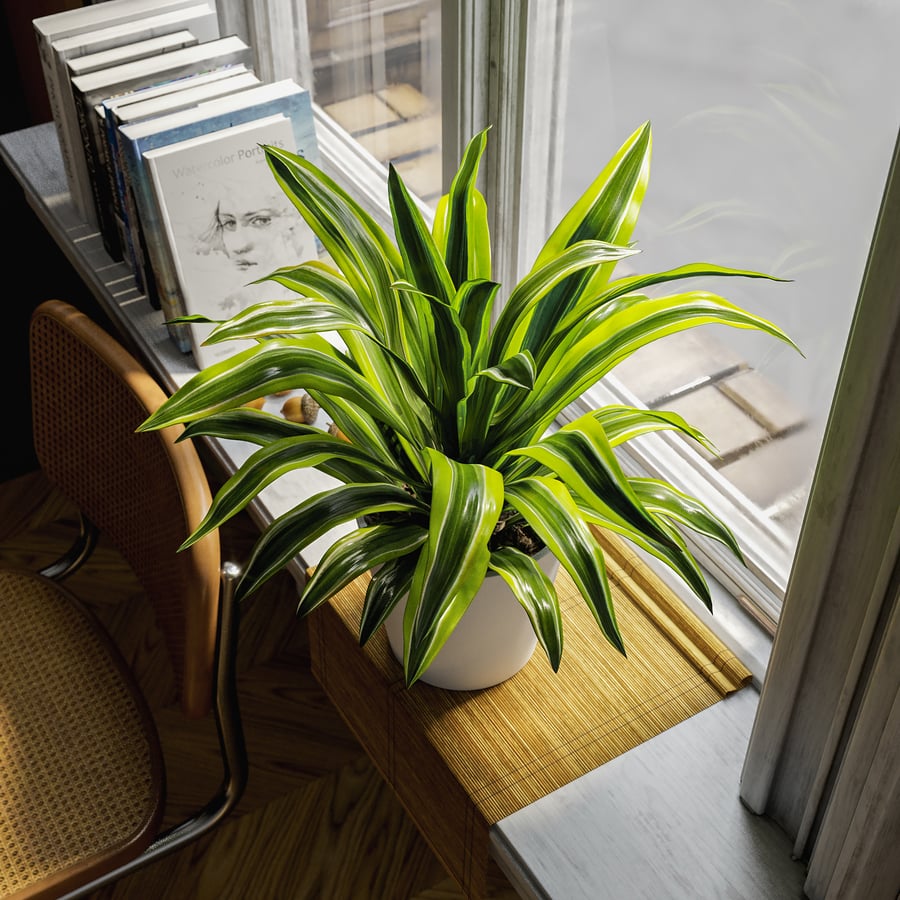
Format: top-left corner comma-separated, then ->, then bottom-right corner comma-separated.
0,300 -> 247,898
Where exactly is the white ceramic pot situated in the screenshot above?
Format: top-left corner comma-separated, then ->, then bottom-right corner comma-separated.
384,549 -> 560,691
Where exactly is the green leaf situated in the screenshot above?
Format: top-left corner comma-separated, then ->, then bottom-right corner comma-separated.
454,278 -> 500,371
139,336 -> 420,445
359,554 -> 418,646
590,405 -> 718,454
402,450 -> 504,685
239,489 -> 425,601
203,298 -> 370,344
523,121 -> 652,346
178,407 -> 317,447
574,503 -> 712,611
264,144 -> 403,346
508,417 -> 675,550
181,436 -> 417,548
630,477 -> 744,562
438,129 -> 491,285
489,239 -> 640,366
488,547 -> 563,671
505,476 -> 624,655
296,523 -> 428,615
388,163 -> 456,304
494,289 -> 800,453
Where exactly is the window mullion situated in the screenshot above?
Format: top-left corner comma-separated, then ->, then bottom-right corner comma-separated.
442,0 -> 568,291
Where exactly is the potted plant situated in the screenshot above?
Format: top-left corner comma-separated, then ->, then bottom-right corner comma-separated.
140,121 -> 796,689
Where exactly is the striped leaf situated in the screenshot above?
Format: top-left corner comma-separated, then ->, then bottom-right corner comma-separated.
505,476 -> 624,654
488,546 -> 563,670
239,492 -> 425,602
401,450 -> 504,685
297,524 -> 428,616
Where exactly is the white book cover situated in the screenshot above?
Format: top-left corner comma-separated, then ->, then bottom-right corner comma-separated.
117,78 -> 316,352
103,66 -> 259,296
34,0 -> 219,225
144,114 -> 318,369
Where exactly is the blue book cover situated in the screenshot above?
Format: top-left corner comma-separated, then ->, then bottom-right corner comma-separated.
118,78 -> 318,353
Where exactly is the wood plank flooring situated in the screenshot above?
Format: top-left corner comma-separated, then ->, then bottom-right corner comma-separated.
0,469 -> 518,900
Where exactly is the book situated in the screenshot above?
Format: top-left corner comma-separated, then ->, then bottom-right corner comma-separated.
103,65 -> 260,302
144,114 -> 319,368
33,0 -> 220,226
69,34 -> 252,263
66,27 -> 202,262
118,78 -> 317,353
65,29 -> 200,81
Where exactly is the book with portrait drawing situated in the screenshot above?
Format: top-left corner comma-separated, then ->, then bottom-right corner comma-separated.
102,64 -> 260,304
143,113 -> 318,369
32,0 -> 220,227
117,78 -> 317,354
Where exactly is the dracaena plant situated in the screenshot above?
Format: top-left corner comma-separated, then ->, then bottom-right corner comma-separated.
140,121 -> 796,687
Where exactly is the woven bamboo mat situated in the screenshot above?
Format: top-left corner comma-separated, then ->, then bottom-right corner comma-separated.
309,530 -> 751,898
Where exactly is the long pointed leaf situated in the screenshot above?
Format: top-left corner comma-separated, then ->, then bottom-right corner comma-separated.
488,546 -> 563,670
505,476 -> 624,654
402,450 -> 504,685
297,524 -> 428,615
239,489 -> 425,601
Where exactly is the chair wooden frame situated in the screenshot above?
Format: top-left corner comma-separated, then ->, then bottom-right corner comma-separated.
0,300 -> 249,899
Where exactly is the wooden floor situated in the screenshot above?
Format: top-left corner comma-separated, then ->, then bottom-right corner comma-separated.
0,468 -> 518,900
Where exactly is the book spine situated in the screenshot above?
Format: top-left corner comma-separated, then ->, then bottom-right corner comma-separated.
88,102 -> 125,261
103,107 -> 144,288
34,29 -> 94,224
122,136 -> 191,352
109,111 -> 161,307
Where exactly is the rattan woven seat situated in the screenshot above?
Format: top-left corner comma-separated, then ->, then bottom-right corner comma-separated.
0,300 -> 247,899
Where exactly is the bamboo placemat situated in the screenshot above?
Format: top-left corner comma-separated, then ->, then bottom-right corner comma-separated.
308,530 -> 751,898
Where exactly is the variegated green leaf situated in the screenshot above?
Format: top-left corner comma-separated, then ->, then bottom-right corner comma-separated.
630,477 -> 744,562
388,163 -> 455,304
590,405 -> 718,453
359,554 -> 418,646
296,523 -> 428,615
575,502 -> 712,611
508,417 -> 675,549
454,278 -> 500,371
488,240 -> 640,366
181,436 -> 417,548
139,336 -> 420,444
436,129 -> 491,285
523,121 -> 651,346
178,407 -> 316,447
264,144 -> 403,346
203,298 -> 370,344
488,546 -> 563,670
505,476 -> 624,654
494,290 -> 799,453
239,493 -> 426,602
402,450 -> 504,685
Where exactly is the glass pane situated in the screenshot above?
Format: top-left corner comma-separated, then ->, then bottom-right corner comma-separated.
558,0 -> 900,559
305,0 -> 442,202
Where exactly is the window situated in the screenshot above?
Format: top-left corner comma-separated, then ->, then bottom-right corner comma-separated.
225,0 -> 899,633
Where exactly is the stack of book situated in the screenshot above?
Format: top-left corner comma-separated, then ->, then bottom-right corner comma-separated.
33,0 -> 320,367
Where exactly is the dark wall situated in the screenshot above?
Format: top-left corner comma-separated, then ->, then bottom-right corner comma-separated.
1,2 -> 111,482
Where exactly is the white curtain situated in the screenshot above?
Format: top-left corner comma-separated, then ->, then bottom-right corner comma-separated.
740,130 -> 900,900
